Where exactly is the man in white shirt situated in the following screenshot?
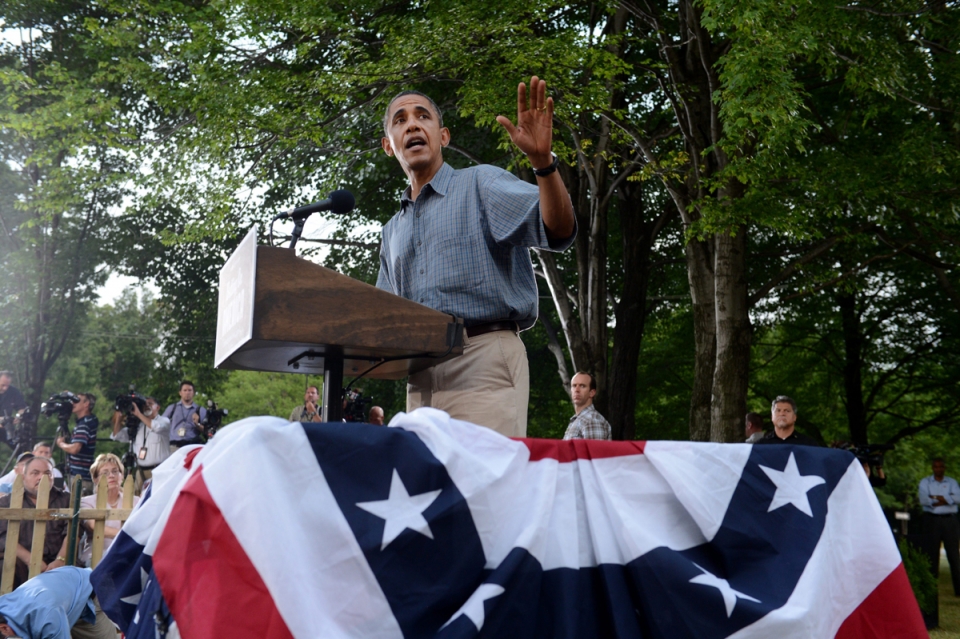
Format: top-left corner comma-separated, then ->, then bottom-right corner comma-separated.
745,413 -> 765,443
111,397 -> 170,487
0,452 -> 34,494
919,457 -> 960,595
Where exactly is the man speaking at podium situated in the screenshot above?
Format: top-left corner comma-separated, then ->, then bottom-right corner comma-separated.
376,77 -> 576,437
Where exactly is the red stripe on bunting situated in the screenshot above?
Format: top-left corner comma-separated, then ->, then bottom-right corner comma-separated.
834,563 -> 927,639
521,437 -> 646,462
153,466 -> 294,639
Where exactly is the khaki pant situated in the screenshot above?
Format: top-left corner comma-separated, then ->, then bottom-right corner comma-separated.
407,330 -> 529,437
132,466 -> 153,494
71,596 -> 119,639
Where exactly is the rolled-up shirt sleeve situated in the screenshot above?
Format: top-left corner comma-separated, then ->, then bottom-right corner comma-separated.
481,168 -> 576,251
150,415 -> 171,435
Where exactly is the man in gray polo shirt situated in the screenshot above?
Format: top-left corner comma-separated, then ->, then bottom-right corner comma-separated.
376,77 -> 576,437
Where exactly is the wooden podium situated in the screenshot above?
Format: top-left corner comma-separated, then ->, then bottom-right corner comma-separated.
215,229 -> 464,421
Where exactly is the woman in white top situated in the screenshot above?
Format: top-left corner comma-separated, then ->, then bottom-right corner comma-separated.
79,453 -> 140,567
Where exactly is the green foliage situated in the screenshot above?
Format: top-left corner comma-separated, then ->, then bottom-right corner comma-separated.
4,0 -> 958,453
523,321 -> 575,439
206,371 -> 311,423
45,288 -> 163,402
900,537 -> 938,614
634,307 -> 697,441
696,0 -> 960,236
0,1 -> 147,422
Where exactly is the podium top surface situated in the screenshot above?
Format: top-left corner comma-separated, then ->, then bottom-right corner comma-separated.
216,236 -> 463,379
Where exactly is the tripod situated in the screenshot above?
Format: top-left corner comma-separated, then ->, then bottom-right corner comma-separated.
1,439 -> 27,475
0,412 -> 32,474
118,413 -> 150,493
51,412 -> 75,485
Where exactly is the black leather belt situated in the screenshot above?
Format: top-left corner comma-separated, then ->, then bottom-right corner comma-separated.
171,438 -> 202,448
466,321 -> 519,338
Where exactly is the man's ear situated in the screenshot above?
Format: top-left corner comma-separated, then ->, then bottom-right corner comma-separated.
440,127 -> 451,147
381,137 -> 395,157
588,388 -> 597,400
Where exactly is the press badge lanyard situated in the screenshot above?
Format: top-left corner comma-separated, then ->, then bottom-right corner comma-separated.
175,403 -> 197,439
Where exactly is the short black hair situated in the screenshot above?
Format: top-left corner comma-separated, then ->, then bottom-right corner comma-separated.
933,457 -> 945,464
383,90 -> 443,135
771,395 -> 797,413
180,380 -> 195,391
746,413 -> 764,429
573,371 -> 597,391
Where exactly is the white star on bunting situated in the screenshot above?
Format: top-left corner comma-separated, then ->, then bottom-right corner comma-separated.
441,583 -> 506,631
689,564 -> 760,617
758,451 -> 826,517
120,567 -> 150,607
356,469 -> 442,550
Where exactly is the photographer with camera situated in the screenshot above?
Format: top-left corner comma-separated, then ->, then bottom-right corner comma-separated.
164,381 -> 206,451
54,393 -> 98,495
0,372 -> 26,446
110,396 -> 169,487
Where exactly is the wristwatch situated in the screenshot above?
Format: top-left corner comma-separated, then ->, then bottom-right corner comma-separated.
532,152 -> 559,177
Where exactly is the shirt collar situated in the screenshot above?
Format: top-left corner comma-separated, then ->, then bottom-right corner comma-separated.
400,163 -> 453,211
570,404 -> 595,421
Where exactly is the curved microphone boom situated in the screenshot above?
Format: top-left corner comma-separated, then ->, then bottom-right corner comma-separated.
274,189 -> 355,221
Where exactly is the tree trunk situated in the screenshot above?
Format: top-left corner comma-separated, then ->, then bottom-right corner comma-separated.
710,224 -> 751,442
687,238 -> 715,441
838,292 -> 868,445
608,181 -> 667,441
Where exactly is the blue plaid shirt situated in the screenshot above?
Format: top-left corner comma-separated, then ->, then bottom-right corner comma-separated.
376,163 -> 575,328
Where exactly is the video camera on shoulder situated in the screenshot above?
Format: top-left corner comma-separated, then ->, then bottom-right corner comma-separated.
201,400 -> 229,439
837,442 -> 894,467
40,391 -> 80,418
114,390 -> 148,415
343,389 -> 372,423
0,407 -> 34,447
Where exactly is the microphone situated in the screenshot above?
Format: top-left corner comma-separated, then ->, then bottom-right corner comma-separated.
274,189 -> 355,220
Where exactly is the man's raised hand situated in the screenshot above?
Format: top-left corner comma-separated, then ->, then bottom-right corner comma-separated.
496,76 -> 554,169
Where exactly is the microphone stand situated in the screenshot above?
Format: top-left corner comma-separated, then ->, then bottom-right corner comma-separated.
288,217 -> 307,252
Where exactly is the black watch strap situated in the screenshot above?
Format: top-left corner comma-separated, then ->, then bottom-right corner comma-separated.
532,152 -> 559,177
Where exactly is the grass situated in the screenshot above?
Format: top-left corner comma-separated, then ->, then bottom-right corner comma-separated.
929,557 -> 960,639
